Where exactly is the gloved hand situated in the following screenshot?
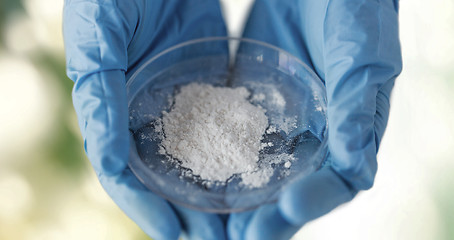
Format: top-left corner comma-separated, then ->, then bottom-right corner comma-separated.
63,1 -> 229,239
228,0 -> 403,239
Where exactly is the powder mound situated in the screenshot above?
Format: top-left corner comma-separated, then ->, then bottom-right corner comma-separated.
161,83 -> 268,182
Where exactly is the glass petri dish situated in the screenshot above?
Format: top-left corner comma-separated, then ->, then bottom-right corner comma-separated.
126,37 -> 328,213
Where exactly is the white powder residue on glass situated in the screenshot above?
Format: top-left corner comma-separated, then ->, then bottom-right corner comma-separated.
156,82 -> 294,188
248,82 -> 297,135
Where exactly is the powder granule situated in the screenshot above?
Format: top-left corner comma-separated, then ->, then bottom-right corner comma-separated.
161,83 -> 269,182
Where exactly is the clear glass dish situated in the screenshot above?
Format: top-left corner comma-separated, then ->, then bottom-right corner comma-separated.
126,37 -> 328,213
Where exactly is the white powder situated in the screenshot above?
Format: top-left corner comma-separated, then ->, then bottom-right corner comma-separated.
249,82 -> 297,134
161,83 -> 268,182
240,167 -> 274,188
157,82 -> 294,188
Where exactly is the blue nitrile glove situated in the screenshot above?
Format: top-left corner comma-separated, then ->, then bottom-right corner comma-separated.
228,0 -> 403,239
63,1 -> 229,239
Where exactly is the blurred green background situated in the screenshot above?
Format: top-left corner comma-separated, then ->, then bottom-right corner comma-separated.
0,0 -> 453,239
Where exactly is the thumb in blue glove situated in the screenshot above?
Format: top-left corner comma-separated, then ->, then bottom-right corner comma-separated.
228,0 -> 402,239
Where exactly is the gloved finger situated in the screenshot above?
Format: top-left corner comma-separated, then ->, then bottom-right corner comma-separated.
374,79 -> 395,145
238,0 -> 328,143
63,0 -> 140,175
98,168 -> 181,240
172,205 -> 227,240
235,0 -> 327,150
278,166 -> 354,226
240,0 -> 315,71
228,205 -> 299,240
321,0 -> 402,190
227,167 -> 355,240
227,210 -> 254,240
93,136 -> 181,240
124,0 -> 229,75
71,70 -> 130,175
